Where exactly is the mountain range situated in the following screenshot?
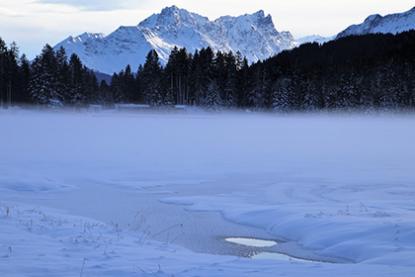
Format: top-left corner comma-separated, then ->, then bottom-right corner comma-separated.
54,6 -> 415,74
55,6 -> 295,74
337,7 -> 415,38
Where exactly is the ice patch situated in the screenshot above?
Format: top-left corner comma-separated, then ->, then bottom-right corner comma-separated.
225,237 -> 277,247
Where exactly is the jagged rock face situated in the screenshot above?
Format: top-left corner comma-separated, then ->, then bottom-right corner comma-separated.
54,6 -> 295,74
337,7 -> 415,38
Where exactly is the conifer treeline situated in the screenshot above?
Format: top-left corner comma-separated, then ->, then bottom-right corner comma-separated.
111,47 -> 248,108
0,42 -> 98,107
1,30 -> 415,110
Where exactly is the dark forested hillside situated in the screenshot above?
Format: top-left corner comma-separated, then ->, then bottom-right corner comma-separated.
1,30 -> 415,110
264,32 -> 415,110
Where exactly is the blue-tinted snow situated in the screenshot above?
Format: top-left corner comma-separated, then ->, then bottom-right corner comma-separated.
0,110 -> 414,276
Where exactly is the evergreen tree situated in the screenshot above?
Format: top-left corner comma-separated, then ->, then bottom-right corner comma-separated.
202,80 -> 222,109
302,77 -> 321,110
187,50 -> 206,105
213,51 -> 227,101
0,39 -> 20,108
247,64 -> 267,109
134,65 -> 144,103
236,57 -> 250,107
68,53 -> 85,105
99,80 -> 114,106
164,47 -> 191,105
6,42 -> 19,107
272,77 -> 292,111
140,50 -> 163,106
120,65 -> 136,102
29,45 -> 64,106
0,37 -> 6,107
223,52 -> 238,107
16,54 -> 31,104
110,73 -> 125,103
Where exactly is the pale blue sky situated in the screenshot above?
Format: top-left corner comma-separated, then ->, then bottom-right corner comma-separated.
1,0 -> 414,58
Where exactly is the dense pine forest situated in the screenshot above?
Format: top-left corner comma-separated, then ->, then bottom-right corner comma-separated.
1,30 -> 415,110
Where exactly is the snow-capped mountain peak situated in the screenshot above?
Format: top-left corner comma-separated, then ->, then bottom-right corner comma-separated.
62,32 -> 104,44
253,9 -> 265,17
215,10 -> 273,28
365,14 -> 382,23
54,6 -> 296,74
140,5 -> 210,29
337,6 -> 415,38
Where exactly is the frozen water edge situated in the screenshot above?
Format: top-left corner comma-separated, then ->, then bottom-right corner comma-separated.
252,252 -> 316,263
0,200 -> 412,277
223,237 -> 344,263
7,181 -> 277,258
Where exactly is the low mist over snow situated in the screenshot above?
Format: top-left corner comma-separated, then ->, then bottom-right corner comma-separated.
0,110 -> 414,276
2,110 -> 414,175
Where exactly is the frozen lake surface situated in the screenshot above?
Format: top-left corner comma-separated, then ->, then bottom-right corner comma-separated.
0,110 -> 414,276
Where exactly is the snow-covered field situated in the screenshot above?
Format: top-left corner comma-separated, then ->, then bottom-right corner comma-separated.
0,109 -> 414,276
